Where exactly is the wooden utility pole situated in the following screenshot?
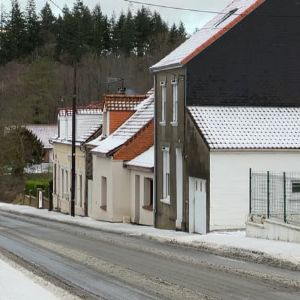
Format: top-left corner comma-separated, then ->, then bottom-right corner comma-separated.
71,63 -> 77,217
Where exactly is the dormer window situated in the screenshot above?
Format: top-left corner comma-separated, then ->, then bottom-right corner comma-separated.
160,81 -> 166,126
171,79 -> 178,126
214,8 -> 238,27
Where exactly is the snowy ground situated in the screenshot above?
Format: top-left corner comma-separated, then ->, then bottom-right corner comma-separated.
0,203 -> 300,268
0,254 -> 77,300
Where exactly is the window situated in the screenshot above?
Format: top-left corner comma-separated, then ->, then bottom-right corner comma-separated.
65,170 -> 69,200
160,81 -> 166,125
101,176 -> 107,210
214,8 -> 238,27
292,181 -> 300,193
79,175 -> 83,207
61,169 -> 64,197
143,178 -> 153,210
162,147 -> 170,202
171,79 -> 178,125
53,164 -> 57,194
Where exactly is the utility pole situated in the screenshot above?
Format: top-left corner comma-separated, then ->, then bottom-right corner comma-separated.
70,63 -> 77,217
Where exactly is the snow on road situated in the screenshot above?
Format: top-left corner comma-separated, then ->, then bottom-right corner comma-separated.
0,257 -> 58,300
1,203 -> 300,267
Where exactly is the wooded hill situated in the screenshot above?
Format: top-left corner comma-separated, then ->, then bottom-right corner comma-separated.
0,0 -> 187,125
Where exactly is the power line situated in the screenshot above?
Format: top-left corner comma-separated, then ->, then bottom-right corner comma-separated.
124,0 -> 241,15
48,0 -> 63,12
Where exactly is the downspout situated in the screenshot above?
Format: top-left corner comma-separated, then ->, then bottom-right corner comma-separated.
153,74 -> 157,228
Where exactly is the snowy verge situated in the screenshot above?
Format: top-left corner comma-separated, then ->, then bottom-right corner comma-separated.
0,255 -> 72,300
0,203 -> 300,269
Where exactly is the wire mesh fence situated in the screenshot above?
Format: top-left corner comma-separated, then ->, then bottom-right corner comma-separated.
250,170 -> 300,226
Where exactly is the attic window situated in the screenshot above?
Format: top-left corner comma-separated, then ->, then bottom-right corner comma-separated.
214,8 -> 238,27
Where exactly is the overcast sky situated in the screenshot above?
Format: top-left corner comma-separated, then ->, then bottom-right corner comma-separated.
1,0 -> 232,33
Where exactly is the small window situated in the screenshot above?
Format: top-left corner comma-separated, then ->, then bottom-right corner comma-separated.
101,176 -> 107,210
292,181 -> 300,193
143,178 -> 153,210
171,79 -> 178,125
65,170 -> 69,199
79,175 -> 83,207
61,169 -> 64,197
53,164 -> 57,194
160,81 -> 166,125
162,147 -> 170,200
214,8 -> 238,27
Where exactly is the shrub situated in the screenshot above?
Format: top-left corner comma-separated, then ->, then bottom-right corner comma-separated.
25,179 -> 49,197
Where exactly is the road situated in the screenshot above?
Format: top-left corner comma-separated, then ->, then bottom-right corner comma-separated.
0,210 -> 299,300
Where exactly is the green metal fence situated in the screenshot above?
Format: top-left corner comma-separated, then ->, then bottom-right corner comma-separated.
249,169 -> 300,226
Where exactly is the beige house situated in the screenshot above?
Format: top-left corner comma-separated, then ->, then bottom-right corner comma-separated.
89,93 -> 154,223
126,146 -> 154,226
51,107 -> 102,216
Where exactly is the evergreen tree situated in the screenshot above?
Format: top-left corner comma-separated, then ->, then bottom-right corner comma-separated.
40,2 -> 56,44
25,0 -> 41,54
5,0 -> 27,60
120,10 -> 135,56
0,5 -> 7,64
92,5 -> 104,55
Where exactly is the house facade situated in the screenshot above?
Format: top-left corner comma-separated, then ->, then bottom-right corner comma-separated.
151,0 -> 300,232
89,93 -> 154,223
52,107 -> 102,216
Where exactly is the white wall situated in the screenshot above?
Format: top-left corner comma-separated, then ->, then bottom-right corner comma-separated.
210,151 -> 300,231
130,170 -> 154,226
91,155 -> 131,222
52,143 -> 86,216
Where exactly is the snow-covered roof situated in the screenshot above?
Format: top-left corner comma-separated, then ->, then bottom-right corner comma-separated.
188,106 -> 300,150
52,109 -> 102,145
126,146 -> 154,170
91,94 -> 154,155
150,0 -> 263,72
26,125 -> 57,149
103,94 -> 146,111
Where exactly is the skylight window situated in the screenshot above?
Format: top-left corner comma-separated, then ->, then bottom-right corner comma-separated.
214,8 -> 238,27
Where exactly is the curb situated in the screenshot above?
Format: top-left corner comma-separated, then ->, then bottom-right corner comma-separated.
0,207 -> 299,272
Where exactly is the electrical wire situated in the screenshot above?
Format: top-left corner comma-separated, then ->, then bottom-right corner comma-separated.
48,0 -> 63,12
124,0 -> 241,15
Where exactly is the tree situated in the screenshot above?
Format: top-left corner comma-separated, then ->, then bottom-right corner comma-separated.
40,2 -> 56,45
5,0 -> 27,60
25,0 -> 41,55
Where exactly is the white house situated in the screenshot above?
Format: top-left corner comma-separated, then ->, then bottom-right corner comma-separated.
186,106 -> 300,232
126,146 -> 154,226
52,106 -> 102,216
89,93 -> 154,223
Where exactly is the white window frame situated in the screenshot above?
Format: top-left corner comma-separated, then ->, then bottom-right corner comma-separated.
171,79 -> 178,126
161,146 -> 170,204
160,81 -> 166,126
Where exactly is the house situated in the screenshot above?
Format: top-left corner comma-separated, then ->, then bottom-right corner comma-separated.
150,0 -> 300,232
25,124 -> 57,163
51,105 -> 102,216
126,146 -> 154,226
89,92 -> 154,223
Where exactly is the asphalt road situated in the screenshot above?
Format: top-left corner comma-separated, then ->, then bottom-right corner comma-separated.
0,211 -> 299,300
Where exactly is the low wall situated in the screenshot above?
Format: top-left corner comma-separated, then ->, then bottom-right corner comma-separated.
246,218 -> 300,243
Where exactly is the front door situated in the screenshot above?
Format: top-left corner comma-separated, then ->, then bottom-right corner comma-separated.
189,177 -> 207,234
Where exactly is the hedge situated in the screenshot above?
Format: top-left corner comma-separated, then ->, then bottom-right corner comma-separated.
25,179 -> 50,197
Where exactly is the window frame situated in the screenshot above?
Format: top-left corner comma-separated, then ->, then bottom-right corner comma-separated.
160,81 -> 167,126
171,79 -> 178,126
161,147 -> 170,204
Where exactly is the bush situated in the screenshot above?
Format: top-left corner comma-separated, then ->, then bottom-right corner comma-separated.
25,179 -> 50,197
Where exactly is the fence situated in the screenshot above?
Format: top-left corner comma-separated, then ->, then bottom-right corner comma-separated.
250,170 -> 300,226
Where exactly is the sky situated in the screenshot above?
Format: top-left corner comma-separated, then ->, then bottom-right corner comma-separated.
1,0 -> 232,33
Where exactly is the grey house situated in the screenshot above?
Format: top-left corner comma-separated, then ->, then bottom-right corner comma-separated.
150,0 -> 300,233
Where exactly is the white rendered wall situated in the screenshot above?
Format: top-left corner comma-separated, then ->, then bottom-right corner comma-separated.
130,170 -> 154,226
210,151 -> 300,231
52,143 -> 86,216
91,155 -> 131,222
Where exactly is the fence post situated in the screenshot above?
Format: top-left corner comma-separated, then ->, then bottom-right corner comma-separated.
249,168 -> 252,214
267,171 -> 270,218
283,172 -> 287,223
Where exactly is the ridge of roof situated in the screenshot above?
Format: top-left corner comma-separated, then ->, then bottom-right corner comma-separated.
150,0 -> 264,72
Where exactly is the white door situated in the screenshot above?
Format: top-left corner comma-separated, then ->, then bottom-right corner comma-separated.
189,177 -> 207,234
176,148 -> 183,229
88,180 -> 93,216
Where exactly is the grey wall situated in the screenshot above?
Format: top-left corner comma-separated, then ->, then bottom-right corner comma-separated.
187,0 -> 300,106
